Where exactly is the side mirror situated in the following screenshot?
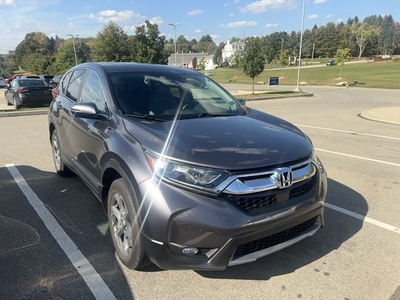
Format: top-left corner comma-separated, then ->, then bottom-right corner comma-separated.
71,102 -> 98,118
236,98 -> 246,106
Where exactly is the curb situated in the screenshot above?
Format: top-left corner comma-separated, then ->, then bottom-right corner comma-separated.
0,109 -> 48,118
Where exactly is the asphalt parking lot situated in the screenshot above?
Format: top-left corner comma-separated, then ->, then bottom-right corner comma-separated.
0,86 -> 399,300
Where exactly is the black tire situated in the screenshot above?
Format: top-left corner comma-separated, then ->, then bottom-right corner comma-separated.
13,97 -> 21,109
107,178 -> 151,270
5,94 -> 11,106
51,129 -> 73,177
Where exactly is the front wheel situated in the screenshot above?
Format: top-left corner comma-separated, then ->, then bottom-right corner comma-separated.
107,178 -> 151,270
51,129 -> 72,177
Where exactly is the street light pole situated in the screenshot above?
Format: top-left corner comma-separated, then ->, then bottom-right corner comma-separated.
294,0 -> 306,92
168,23 -> 180,65
67,34 -> 79,65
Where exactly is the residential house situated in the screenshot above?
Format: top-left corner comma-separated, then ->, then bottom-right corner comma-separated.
222,40 -> 245,64
167,52 -> 215,70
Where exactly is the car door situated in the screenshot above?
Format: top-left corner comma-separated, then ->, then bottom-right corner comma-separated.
67,69 -> 110,194
6,80 -> 17,103
55,69 -> 86,161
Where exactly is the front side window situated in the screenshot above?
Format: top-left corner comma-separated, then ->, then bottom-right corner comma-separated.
65,69 -> 86,102
80,70 -> 107,112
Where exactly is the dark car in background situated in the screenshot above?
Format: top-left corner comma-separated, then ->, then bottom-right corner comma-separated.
48,62 -> 327,271
49,75 -> 62,88
5,78 -> 53,109
39,75 -> 54,84
326,60 -> 336,66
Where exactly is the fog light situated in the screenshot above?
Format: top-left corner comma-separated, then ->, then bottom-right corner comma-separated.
181,247 -> 199,255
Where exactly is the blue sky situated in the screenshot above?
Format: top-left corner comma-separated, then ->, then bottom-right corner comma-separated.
0,0 -> 399,54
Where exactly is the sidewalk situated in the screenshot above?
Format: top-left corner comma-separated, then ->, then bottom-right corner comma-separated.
360,107 -> 400,125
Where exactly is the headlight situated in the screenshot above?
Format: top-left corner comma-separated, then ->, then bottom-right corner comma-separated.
312,152 -> 326,174
146,151 -> 230,192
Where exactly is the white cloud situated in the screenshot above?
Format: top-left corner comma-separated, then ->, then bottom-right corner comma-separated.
0,0 -> 15,6
220,21 -> 258,28
240,0 -> 297,13
314,0 -> 328,3
325,14 -> 333,19
265,23 -> 278,28
308,14 -> 319,19
89,10 -> 144,24
187,10 -> 203,16
149,16 -> 163,25
195,29 -> 202,33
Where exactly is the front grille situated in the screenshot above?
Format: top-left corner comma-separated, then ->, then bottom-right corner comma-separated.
233,216 -> 317,258
224,178 -> 315,213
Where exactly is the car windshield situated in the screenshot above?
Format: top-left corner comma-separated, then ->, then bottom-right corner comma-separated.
110,70 -> 244,120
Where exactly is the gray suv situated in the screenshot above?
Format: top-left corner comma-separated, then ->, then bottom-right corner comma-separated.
48,62 -> 327,271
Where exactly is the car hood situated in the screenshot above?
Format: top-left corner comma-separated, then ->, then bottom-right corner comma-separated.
123,109 -> 312,170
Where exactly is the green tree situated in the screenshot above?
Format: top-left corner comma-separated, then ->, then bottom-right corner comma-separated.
230,52 -> 241,68
192,57 -> 197,69
351,22 -> 380,58
0,54 -> 17,76
197,57 -> 206,70
278,49 -> 289,67
335,47 -> 351,78
335,47 -> 351,65
176,35 -> 191,53
54,38 -> 91,73
92,21 -> 130,62
213,47 -> 222,65
130,20 -> 166,64
315,22 -> 340,58
14,32 -> 54,72
263,32 -> 289,63
241,37 -> 266,93
196,35 -> 216,53
378,15 -> 396,55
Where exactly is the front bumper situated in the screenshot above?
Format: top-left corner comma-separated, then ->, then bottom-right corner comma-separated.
137,169 -> 327,271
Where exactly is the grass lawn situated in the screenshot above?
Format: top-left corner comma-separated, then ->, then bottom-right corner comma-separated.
206,61 -> 400,89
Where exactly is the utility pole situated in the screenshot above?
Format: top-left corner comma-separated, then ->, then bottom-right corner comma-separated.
67,34 -> 79,65
168,23 -> 180,65
295,0 -> 306,92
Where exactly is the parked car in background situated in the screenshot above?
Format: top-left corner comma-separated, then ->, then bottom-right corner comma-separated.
48,62 -> 327,271
5,78 -> 53,109
5,75 -> 22,84
326,60 -> 336,66
39,75 -> 54,84
19,75 -> 41,79
49,75 -> 62,88
0,77 -> 6,88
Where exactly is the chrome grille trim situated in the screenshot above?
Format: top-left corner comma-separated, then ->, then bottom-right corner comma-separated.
223,159 -> 316,195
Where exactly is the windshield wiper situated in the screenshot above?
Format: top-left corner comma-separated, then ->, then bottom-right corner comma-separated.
125,113 -> 169,122
197,112 -> 237,118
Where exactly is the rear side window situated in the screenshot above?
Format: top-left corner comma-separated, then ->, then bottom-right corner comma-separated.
65,69 -> 86,102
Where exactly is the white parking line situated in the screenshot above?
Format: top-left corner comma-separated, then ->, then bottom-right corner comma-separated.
325,203 -> 400,234
297,124 -> 400,141
5,164 -> 116,300
315,148 -> 400,167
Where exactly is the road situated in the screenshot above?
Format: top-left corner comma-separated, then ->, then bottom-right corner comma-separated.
0,86 -> 399,300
